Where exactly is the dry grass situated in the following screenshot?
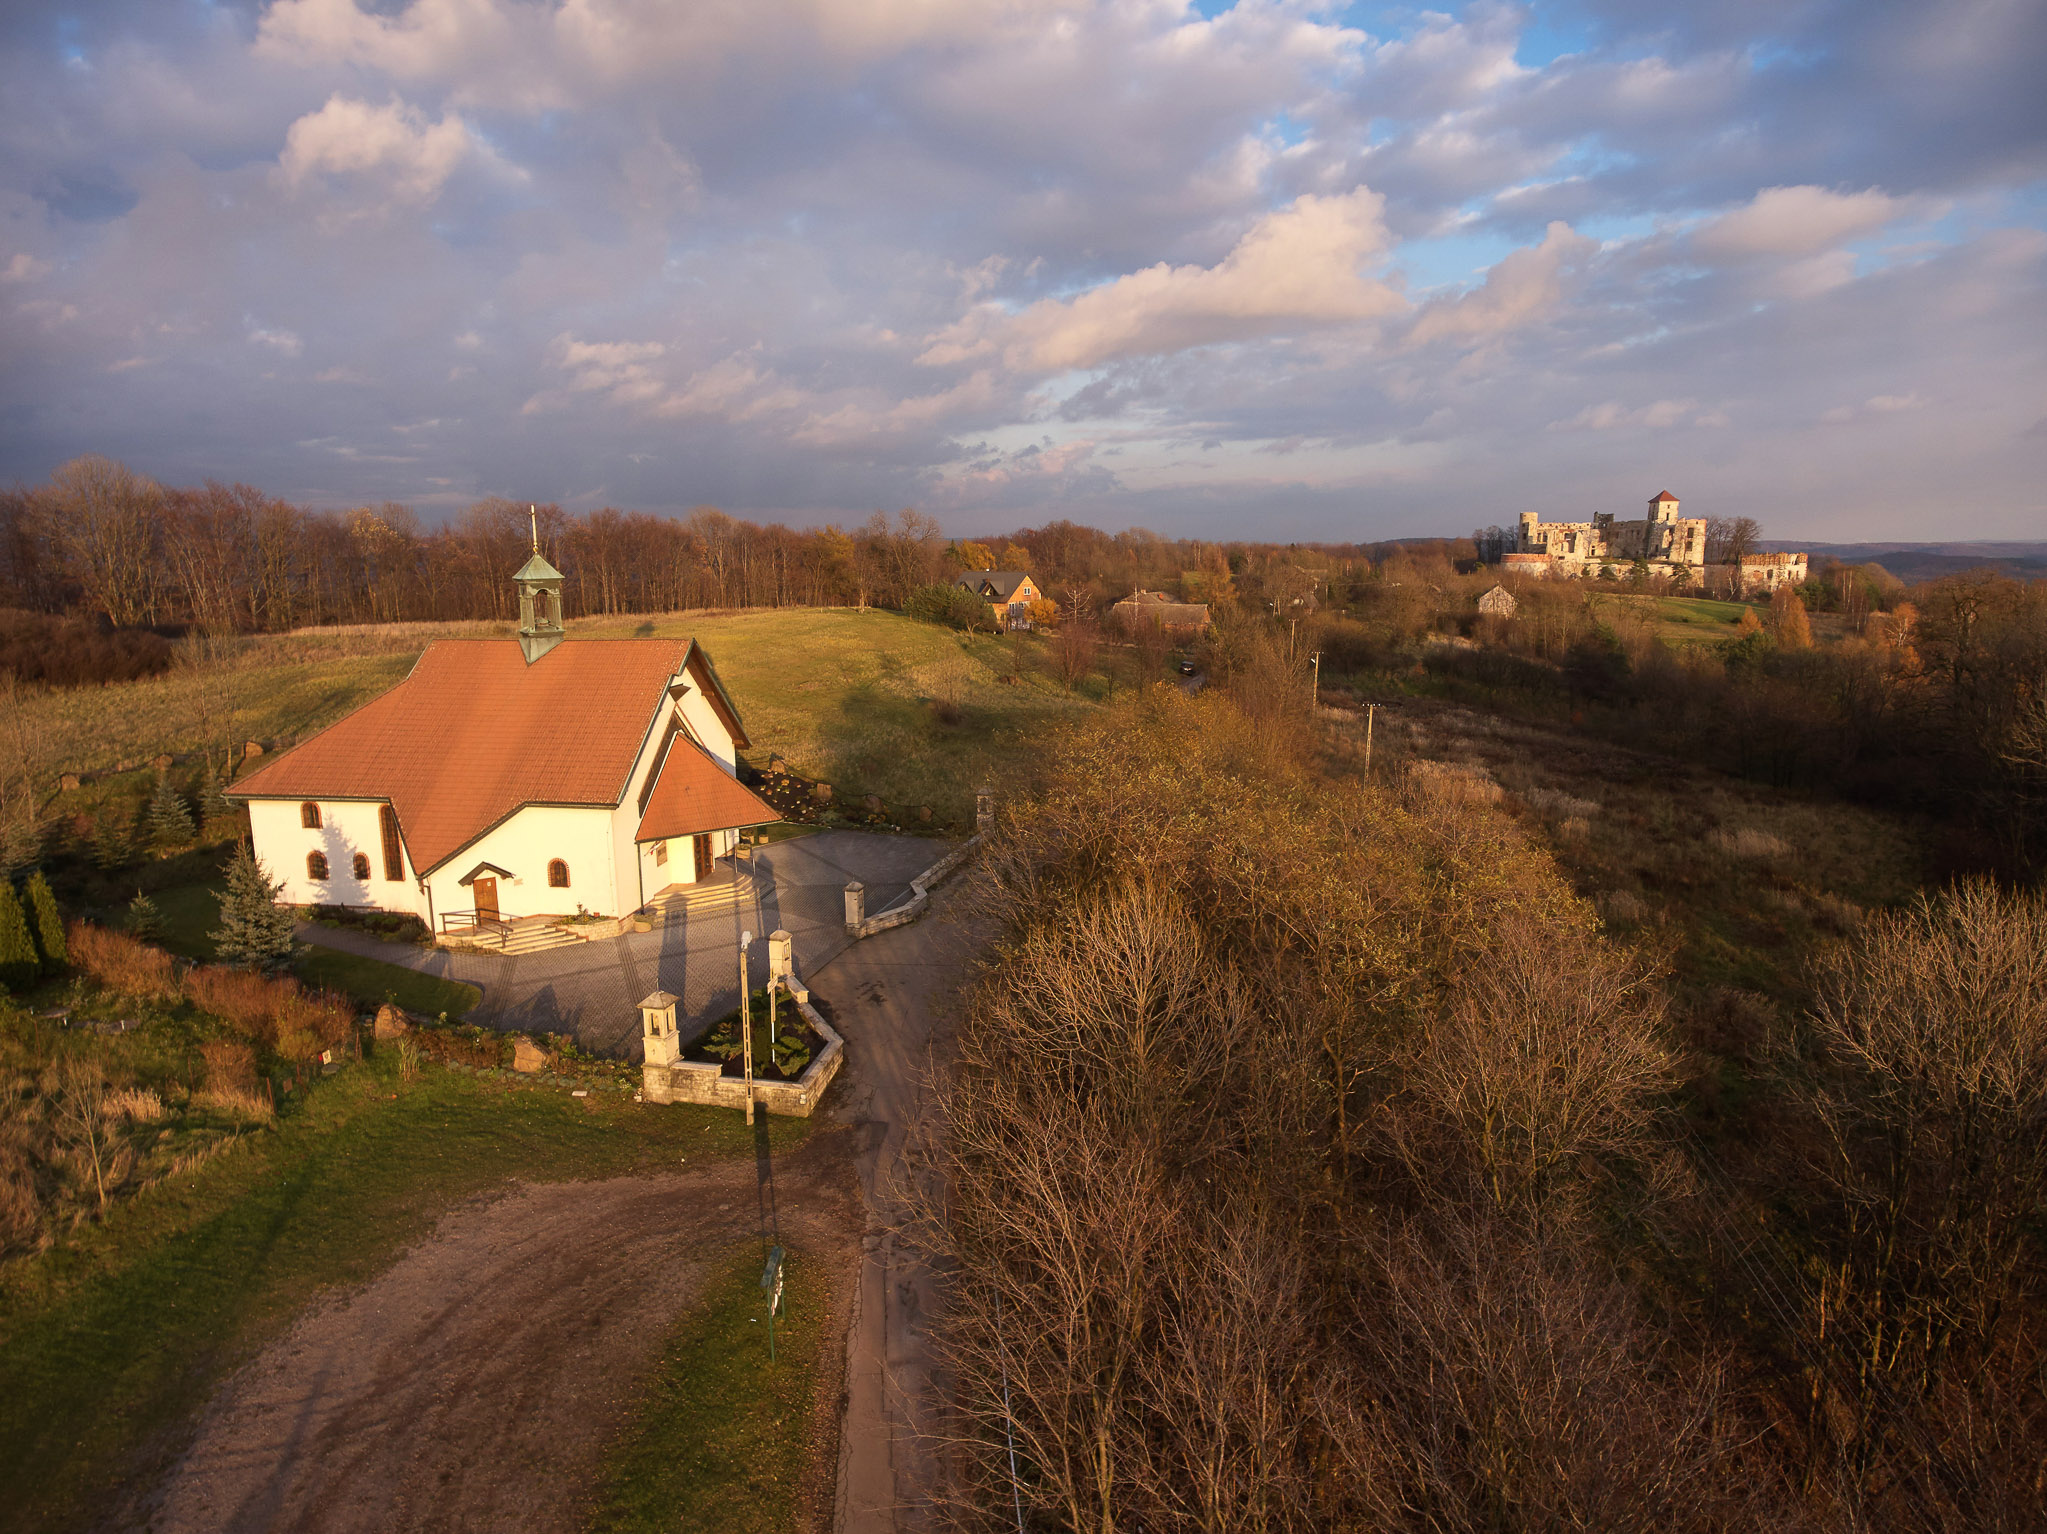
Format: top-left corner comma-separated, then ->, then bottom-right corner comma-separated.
67,923 -> 178,1001
1409,758 -> 1504,806
1710,826 -> 1789,860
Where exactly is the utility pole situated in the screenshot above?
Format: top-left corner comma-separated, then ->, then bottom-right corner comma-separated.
1364,703 -> 1376,777
739,929 -> 754,1125
1310,651 -> 1321,710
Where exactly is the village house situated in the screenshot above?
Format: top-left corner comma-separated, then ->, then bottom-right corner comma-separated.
1111,589 -> 1211,640
950,570 -> 1048,629
229,535 -> 777,938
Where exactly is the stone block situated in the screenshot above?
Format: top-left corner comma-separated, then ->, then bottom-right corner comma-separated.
811,781 -> 833,802
151,753 -> 173,771
372,1003 -> 412,1040
243,740 -> 265,758
58,773 -> 80,792
862,793 -> 885,813
512,1036 -> 548,1074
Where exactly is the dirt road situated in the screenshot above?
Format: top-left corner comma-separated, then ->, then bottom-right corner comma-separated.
812,897 -> 986,1534
140,1135 -> 860,1534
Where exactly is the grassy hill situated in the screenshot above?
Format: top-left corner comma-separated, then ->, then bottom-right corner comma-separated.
15,608 -> 1125,830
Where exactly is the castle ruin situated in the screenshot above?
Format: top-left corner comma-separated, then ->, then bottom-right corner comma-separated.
1510,491 -> 1807,593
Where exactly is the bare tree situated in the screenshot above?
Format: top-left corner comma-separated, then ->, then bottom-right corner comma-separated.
1051,622 -> 1099,690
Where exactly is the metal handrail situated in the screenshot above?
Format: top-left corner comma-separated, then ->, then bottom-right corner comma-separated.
441,909 -> 513,946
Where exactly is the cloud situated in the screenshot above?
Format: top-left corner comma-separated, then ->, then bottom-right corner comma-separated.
1551,399 -> 1702,431
277,94 -> 499,206
921,188 -> 1402,373
249,327 -> 304,356
1,253 -> 50,283
1693,185 -> 1914,261
1822,391 -> 1929,423
1410,222 -> 1597,345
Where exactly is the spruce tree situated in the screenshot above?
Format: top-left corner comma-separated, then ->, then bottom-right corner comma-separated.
212,842 -> 298,969
200,766 -> 235,828
0,880 -> 36,992
147,771 -> 196,849
128,889 -> 164,942
23,871 -> 64,973
91,804 -> 136,871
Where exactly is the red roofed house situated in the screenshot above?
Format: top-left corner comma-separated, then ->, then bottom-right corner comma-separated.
229,540 -> 777,935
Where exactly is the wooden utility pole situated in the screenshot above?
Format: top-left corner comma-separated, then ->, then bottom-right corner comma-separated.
1364,704 -> 1376,776
1310,651 -> 1321,709
739,929 -> 755,1125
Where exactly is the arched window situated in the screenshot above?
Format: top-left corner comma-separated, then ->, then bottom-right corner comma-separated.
352,852 -> 371,881
300,802 -> 321,828
307,851 -> 329,881
548,859 -> 570,888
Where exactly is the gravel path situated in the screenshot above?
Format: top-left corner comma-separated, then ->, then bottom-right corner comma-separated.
140,1135 -> 860,1534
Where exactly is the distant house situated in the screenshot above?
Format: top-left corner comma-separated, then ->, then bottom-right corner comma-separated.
230,536 -> 776,935
952,570 -> 1048,630
1112,589 -> 1211,640
1477,584 -> 1517,617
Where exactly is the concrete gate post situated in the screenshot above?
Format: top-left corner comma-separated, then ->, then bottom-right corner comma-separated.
844,881 -> 865,934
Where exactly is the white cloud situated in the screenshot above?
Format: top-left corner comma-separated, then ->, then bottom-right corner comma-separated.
256,0 -> 1086,108
1693,185 -> 1914,261
249,327 -> 304,356
278,94 -> 500,206
921,188 -> 1401,373
1822,391 -> 1929,423
0,253 -> 50,283
1410,222 -> 1596,345
1551,399 -> 1702,431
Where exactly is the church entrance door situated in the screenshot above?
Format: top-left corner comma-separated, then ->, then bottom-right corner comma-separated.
473,877 -> 499,923
692,834 -> 713,882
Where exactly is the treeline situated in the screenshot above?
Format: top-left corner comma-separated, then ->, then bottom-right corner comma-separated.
927,682 -> 2047,1530
0,454 -> 1386,638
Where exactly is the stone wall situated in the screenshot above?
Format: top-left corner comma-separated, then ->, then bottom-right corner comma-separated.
641,986 -> 844,1118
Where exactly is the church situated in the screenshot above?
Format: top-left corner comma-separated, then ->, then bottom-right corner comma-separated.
229,534 -> 777,935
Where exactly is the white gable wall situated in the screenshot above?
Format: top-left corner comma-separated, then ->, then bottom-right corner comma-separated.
247,797 -> 429,918
423,803 -> 623,925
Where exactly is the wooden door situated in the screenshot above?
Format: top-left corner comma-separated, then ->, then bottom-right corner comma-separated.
692,834 -> 713,882
473,877 -> 499,922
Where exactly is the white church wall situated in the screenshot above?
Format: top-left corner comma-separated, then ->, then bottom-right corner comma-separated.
249,797 -> 429,917
424,804 -> 623,924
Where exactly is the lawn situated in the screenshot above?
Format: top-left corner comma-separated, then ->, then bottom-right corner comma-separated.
575,607 -> 1115,820
0,1043 -> 810,1533
1597,592 -> 1753,645
589,1241 -> 833,1534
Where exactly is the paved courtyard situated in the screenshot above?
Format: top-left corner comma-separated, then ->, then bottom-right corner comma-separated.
297,830 -> 953,1057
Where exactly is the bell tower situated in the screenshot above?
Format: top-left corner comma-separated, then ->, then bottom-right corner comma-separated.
514,506 -> 566,665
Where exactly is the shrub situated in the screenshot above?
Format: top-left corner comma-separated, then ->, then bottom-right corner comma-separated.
24,871 -> 64,972
1709,826 -> 1788,860
66,921 -> 178,1000
0,609 -> 172,688
183,964 -> 286,1043
199,1038 -> 255,1092
905,582 -> 993,631
0,881 -> 35,991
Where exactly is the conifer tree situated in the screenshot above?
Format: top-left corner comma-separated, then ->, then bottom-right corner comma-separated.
211,842 -> 298,969
128,889 -> 164,942
91,803 -> 137,871
200,766 -> 235,828
23,871 -> 64,973
0,880 -> 36,992
147,771 -> 196,849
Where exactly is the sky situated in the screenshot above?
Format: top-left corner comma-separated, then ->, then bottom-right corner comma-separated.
0,1 -> 2043,541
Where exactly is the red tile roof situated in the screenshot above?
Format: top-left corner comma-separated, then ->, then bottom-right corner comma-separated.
231,639 -> 694,874
636,733 -> 778,843
1649,490 -> 1679,501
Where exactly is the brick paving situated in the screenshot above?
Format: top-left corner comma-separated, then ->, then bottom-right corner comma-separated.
296,831 -> 953,1057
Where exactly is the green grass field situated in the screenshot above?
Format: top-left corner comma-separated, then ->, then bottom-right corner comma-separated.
0,1044 -> 810,1533
1597,593 -> 1752,645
